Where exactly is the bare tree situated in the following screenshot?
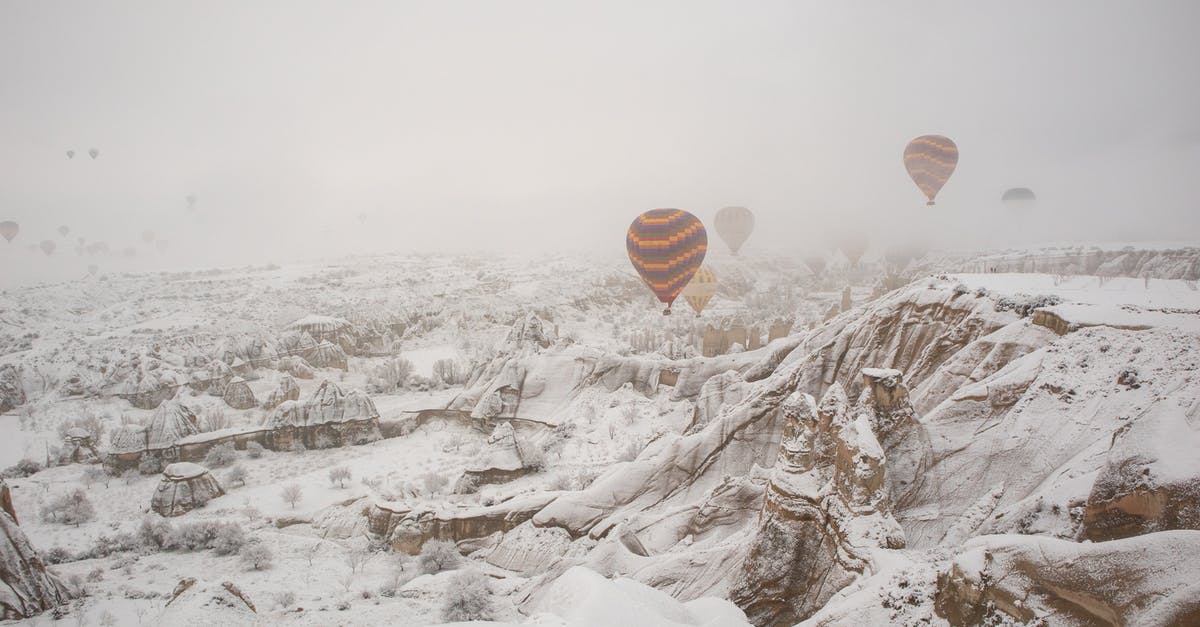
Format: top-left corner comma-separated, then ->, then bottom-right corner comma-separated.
280,484 -> 303,509
328,466 -> 352,488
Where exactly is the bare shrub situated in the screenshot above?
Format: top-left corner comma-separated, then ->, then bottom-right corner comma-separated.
202,442 -> 237,468
41,489 -> 95,526
328,466 -> 352,488
200,406 -> 232,432
280,484 -> 303,509
440,569 -> 493,622
225,465 -> 247,487
422,472 -> 448,495
242,542 -> 273,570
245,441 -> 265,458
418,540 -> 459,574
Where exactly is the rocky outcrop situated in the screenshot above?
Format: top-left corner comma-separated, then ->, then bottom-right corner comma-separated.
151,463 -> 224,517
148,401 -> 202,452
935,531 -> 1200,626
686,370 -> 748,435
369,493 -> 557,554
261,374 -> 300,410
506,312 -> 552,349
0,479 -> 69,619
0,365 -> 24,414
730,380 -> 904,626
1081,400 -> 1200,542
307,341 -> 348,370
160,578 -> 256,624
276,355 -> 315,379
62,428 -> 100,464
455,422 -> 536,492
221,377 -> 256,410
265,380 -> 381,450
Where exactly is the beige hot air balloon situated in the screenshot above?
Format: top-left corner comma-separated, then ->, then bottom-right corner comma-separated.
0,221 -> 17,243
714,206 -> 755,255
680,266 -> 718,315
40,240 -> 56,256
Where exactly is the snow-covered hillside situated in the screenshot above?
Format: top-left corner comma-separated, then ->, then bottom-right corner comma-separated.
1,252 -> 1197,625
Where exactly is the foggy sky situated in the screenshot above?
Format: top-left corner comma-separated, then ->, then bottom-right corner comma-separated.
3,1 -> 1199,286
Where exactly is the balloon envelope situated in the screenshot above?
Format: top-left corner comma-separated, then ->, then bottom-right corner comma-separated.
0,221 -> 17,243
838,235 -> 869,267
681,266 -> 718,315
714,206 -> 755,255
626,209 -> 707,315
903,135 -> 958,205
40,240 -> 56,256
88,148 -> 99,159
141,230 -> 155,244
803,254 -> 827,277
58,226 -> 70,237
1001,187 -> 1036,209
66,150 -> 75,159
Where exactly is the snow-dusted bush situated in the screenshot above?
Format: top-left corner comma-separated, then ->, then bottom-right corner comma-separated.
367,357 -> 414,393
43,546 -> 74,564
57,412 -> 105,444
41,489 -> 95,526
82,466 -> 110,488
432,358 -> 469,386
85,532 -> 140,559
242,541 -> 273,570
211,523 -> 247,555
203,442 -> 237,468
418,540 -> 459,574
422,472 -> 448,495
246,441 -> 265,458
329,466 -> 352,488
521,445 -> 546,472
993,293 -> 1062,317
138,517 -> 173,549
617,441 -> 641,462
280,484 -> 303,508
440,569 -> 493,622
225,464 -> 247,486
3,458 -> 42,478
201,406 -> 232,432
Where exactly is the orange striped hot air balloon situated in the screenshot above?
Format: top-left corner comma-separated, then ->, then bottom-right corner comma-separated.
903,135 -> 958,205
714,206 -> 755,255
0,221 -> 18,243
627,209 -> 708,315
681,265 -> 718,315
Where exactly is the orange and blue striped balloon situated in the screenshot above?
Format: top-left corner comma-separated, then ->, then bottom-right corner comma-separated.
627,209 -> 707,315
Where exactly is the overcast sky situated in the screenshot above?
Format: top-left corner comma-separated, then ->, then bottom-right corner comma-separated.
2,1 -> 1198,285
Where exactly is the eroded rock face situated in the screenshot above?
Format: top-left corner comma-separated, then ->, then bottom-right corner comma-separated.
221,377 -> 256,410
1082,401 -> 1200,542
0,479 -> 69,619
730,379 -> 904,626
686,371 -> 748,435
0,364 -> 24,414
369,493 -> 557,555
935,531 -> 1200,627
151,463 -> 224,517
265,380 -> 382,450
261,374 -> 300,410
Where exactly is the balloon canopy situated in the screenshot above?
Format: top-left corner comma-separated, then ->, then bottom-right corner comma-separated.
904,135 -> 958,205
681,265 -> 718,315
1001,187 -> 1036,209
626,209 -> 708,315
0,221 -> 18,243
714,206 -> 755,255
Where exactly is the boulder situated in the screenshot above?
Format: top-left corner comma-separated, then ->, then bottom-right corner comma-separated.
0,479 -> 69,619
151,463 -> 224,517
261,374 -> 300,410
221,376 -> 256,410
307,341 -> 348,370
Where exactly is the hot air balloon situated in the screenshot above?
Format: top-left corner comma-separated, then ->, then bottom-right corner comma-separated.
903,135 -> 958,205
627,209 -> 707,315
185,194 -> 197,211
121,246 -> 136,258
66,150 -> 76,159
156,240 -> 168,253
141,230 -> 155,244
88,148 -> 99,160
680,266 -> 718,316
40,240 -> 56,256
1001,187 -> 1036,209
0,221 -> 17,243
77,237 -> 86,246
357,212 -> 367,224
803,254 -> 827,277
714,206 -> 755,256
58,225 -> 70,237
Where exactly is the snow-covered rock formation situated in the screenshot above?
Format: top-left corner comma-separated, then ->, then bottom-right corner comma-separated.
0,479 -> 68,619
150,462 -> 225,517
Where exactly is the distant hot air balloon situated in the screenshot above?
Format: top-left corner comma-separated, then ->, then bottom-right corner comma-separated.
156,240 -> 168,253
903,135 -> 958,205
884,246 -> 915,272
803,254 -> 827,277
714,206 -> 755,255
58,225 -> 70,237
87,264 -> 98,276
40,240 -> 56,256
66,150 -> 76,159
839,235 -> 869,268
0,221 -> 17,243
121,246 -> 136,258
627,209 -> 708,315
681,266 -> 718,316
1001,187 -> 1036,209
357,212 -> 367,224
88,148 -> 99,160
185,194 -> 197,211
77,237 -> 86,246
141,230 -> 155,244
